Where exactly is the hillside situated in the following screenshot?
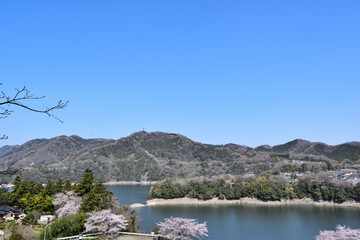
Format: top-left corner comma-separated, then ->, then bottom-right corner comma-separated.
0,132 -> 359,183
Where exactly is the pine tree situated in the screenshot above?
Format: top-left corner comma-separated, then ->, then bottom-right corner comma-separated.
12,176 -> 22,192
64,179 -> 72,191
55,178 -> 63,193
75,169 -> 94,196
44,180 -> 56,196
81,191 -> 101,212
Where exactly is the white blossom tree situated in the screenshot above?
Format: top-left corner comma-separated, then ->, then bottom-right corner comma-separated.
157,217 -> 208,240
84,209 -> 127,234
316,225 -> 360,240
53,191 -> 82,217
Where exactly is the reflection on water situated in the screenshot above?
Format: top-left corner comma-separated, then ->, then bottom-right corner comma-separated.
106,185 -> 151,205
107,185 -> 360,240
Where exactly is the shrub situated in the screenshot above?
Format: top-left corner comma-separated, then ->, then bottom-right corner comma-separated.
9,232 -> 24,240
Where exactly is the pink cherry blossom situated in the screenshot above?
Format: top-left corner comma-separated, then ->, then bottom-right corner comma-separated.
157,217 -> 208,240
85,209 -> 127,234
53,191 -> 82,217
316,225 -> 360,240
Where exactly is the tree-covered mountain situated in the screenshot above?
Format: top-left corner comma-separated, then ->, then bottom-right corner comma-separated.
0,132 -> 359,183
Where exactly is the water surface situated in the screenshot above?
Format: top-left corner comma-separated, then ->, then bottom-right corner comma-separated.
107,185 -> 360,240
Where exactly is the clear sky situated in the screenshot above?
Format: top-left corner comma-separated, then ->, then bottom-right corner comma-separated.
0,1 -> 359,147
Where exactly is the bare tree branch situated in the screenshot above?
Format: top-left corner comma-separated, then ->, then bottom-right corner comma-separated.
0,84 -> 68,123
0,135 -> 8,140
0,83 -> 67,179
0,83 -> 68,139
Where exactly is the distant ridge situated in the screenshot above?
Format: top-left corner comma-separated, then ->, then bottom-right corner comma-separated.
0,131 -> 359,183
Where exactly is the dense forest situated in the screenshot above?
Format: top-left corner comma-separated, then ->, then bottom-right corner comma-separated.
150,175 -> 360,203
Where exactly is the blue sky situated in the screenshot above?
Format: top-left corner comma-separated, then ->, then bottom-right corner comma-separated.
0,1 -> 359,147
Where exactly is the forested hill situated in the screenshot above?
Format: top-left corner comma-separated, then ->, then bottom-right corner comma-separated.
0,132 -> 359,183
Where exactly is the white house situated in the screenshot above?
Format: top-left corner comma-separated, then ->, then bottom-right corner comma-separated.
40,215 -> 55,223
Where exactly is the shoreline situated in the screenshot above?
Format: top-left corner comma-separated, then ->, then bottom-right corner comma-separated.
2,181 -> 155,188
141,197 -> 360,208
105,181 -> 155,186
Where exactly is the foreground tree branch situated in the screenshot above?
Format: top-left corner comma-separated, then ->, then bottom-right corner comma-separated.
0,82 -> 67,178
0,84 -> 68,123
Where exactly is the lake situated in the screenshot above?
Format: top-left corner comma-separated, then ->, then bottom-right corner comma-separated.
106,185 -> 360,240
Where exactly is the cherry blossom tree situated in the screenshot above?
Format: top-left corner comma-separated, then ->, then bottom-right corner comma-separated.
84,209 -> 127,234
157,217 -> 208,240
316,225 -> 360,240
53,191 -> 82,217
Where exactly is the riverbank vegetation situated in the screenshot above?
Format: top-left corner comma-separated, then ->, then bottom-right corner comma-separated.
149,175 -> 360,203
0,169 -> 138,240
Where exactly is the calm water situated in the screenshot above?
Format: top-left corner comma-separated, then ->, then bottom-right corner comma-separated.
106,185 -> 360,240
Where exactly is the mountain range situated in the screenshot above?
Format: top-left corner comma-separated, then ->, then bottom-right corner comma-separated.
0,131 -> 359,183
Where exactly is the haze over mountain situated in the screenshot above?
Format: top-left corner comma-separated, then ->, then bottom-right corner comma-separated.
0,131 -> 359,183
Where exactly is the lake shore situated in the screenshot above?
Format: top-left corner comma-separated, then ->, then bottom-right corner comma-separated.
3,181 -> 155,188
144,197 -> 360,208
105,181 -> 155,186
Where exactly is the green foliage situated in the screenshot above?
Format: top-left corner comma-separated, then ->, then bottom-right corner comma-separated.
13,176 -> 22,191
64,179 -> 72,191
8,170 -> 113,215
4,169 -> 137,238
21,211 -> 40,225
7,221 -> 16,233
55,178 -> 64,193
280,164 -> 307,173
75,169 -> 94,196
9,177 -> 61,214
150,180 -> 186,199
73,169 -> 115,212
150,177 -> 360,203
0,187 -> 10,205
328,144 -> 360,161
44,180 -> 56,196
0,220 -> 5,230
49,212 -> 86,238
80,181 -> 114,212
9,232 -> 24,240
22,213 -> 35,225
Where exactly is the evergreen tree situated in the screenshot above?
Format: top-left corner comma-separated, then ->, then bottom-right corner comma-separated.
79,180 -> 114,212
64,179 -> 72,191
0,187 -> 9,205
55,178 -> 63,193
12,176 -> 22,192
34,183 -> 44,195
75,169 -> 94,196
44,180 -> 56,196
81,191 -> 101,212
